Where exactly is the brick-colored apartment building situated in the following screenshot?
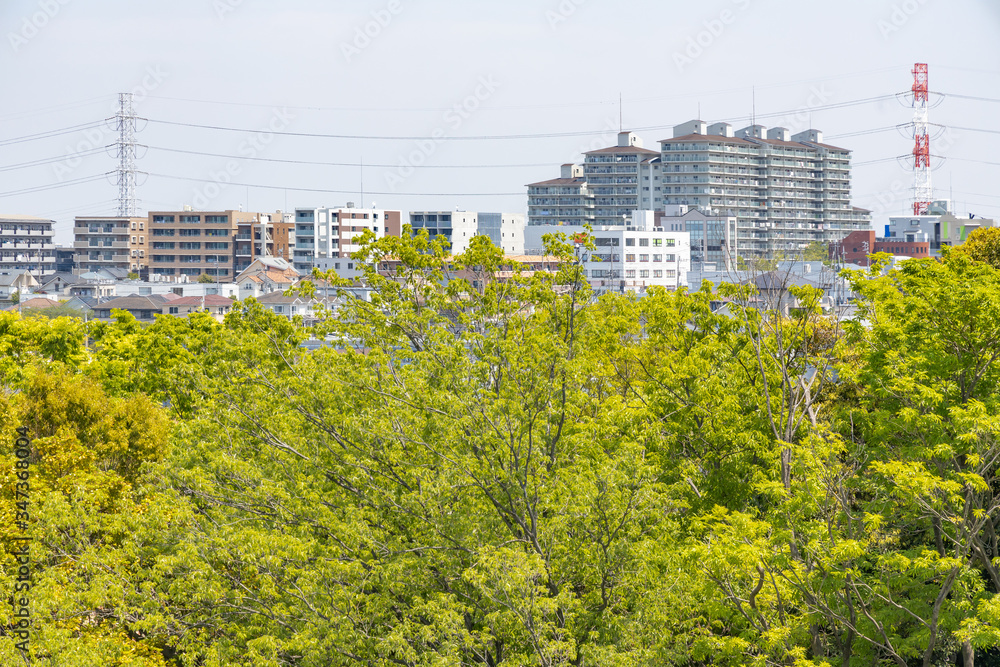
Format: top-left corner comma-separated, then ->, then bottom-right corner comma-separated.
148,209 -> 294,280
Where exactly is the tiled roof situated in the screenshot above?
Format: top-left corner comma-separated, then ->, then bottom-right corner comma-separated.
168,295 -> 235,307
7,297 -> 60,311
96,295 -> 166,310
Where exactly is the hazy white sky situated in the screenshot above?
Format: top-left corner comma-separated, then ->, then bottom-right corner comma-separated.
1,0 -> 998,242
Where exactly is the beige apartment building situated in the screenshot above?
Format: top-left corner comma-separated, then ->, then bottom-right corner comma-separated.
74,216 -> 148,274
148,209 -> 294,280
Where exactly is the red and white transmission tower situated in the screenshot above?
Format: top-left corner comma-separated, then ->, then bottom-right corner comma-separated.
911,63 -> 932,215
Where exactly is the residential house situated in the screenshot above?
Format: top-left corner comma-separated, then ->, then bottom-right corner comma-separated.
91,295 -> 168,322
0,271 -> 39,300
237,257 -> 300,299
162,295 -> 235,322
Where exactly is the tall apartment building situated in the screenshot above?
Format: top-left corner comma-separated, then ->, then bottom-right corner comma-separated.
527,132 -> 662,229
293,205 -> 402,276
660,120 -> 870,258
0,215 -> 56,276
74,216 -> 148,274
529,124 -> 871,259
526,164 -> 596,227
148,209 -> 288,280
584,132 -> 662,225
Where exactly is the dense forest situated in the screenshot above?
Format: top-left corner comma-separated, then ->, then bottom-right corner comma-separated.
3,228 -> 1000,666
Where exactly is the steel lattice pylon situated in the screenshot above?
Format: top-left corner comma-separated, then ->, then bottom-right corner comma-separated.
115,92 -> 138,217
911,63 -> 932,216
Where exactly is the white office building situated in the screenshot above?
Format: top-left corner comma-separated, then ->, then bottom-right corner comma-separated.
525,210 -> 691,295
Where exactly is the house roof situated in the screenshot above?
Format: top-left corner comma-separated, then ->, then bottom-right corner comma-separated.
0,271 -> 31,286
95,295 -> 167,311
168,295 -> 235,307
39,271 -> 80,286
7,297 -> 61,311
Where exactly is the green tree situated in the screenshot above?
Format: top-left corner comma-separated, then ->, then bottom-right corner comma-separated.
954,226 -> 1000,269
198,273 -> 215,284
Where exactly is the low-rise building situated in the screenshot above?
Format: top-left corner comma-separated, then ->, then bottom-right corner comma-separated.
74,216 -> 148,274
829,230 -> 931,266
0,215 -> 56,276
884,201 -> 996,253
525,211 -> 692,295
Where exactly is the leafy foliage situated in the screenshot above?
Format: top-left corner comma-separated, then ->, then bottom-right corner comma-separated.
1,239 -> 1000,665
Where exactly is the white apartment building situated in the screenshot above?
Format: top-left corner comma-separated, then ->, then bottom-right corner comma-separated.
524,211 -> 691,295
408,211 -> 480,255
0,215 -> 56,276
527,132 -> 662,229
660,120 -> 870,258
528,124 -> 871,259
477,212 -> 526,255
293,205 -> 402,278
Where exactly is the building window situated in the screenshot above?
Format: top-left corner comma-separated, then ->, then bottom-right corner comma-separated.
639,238 -> 649,247
625,238 -> 635,247
653,270 -> 663,278
639,254 -> 649,262
625,270 -> 636,278
653,254 -> 662,262
626,254 -> 636,263
640,270 -> 650,278
653,239 -> 663,247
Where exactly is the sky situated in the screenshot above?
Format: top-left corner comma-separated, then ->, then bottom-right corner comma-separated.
1,0 -> 998,244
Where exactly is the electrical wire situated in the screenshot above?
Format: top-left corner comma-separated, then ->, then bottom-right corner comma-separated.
0,121 -> 108,147
146,172 -> 524,197
145,145 -> 553,169
0,174 -> 110,199
144,94 -> 901,143
0,148 -> 108,173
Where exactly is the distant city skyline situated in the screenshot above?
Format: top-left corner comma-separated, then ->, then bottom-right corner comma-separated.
1,0 -> 998,244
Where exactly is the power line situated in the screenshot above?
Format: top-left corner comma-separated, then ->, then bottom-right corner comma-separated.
146,172 -> 524,197
0,174 -> 110,199
0,121 -> 108,147
146,144 -> 553,169
0,147 -> 107,173
144,94 -> 901,143
143,118 -> 652,141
